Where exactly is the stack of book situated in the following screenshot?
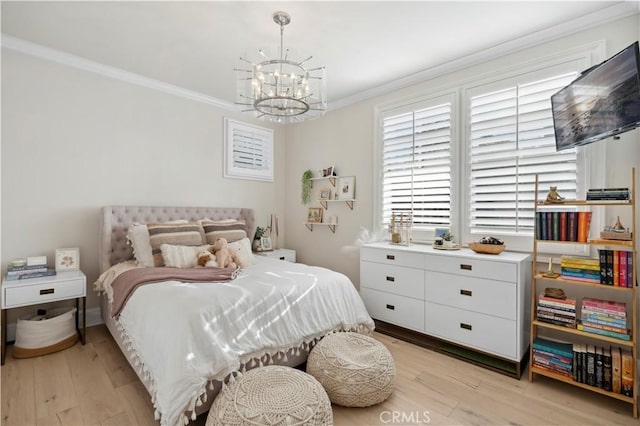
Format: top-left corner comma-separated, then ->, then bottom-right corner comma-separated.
560,255 -> 600,283
537,293 -> 576,327
587,187 -> 630,201
535,211 -> 592,242
572,344 -> 633,396
578,298 -> 630,340
598,249 -> 633,287
532,338 -> 573,378
5,262 -> 56,281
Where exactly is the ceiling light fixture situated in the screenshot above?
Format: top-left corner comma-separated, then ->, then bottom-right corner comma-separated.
235,11 -> 327,123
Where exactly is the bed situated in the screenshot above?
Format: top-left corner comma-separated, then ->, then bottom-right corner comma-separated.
96,206 -> 374,426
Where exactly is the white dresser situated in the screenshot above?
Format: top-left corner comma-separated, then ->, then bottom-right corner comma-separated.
360,243 -> 531,375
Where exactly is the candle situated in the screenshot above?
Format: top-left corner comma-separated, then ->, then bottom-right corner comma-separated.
548,257 -> 553,272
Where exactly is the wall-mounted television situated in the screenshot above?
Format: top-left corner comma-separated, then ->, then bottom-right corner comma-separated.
552,41 -> 640,151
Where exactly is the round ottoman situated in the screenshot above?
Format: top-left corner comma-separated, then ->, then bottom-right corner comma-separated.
307,332 -> 395,407
206,365 -> 332,426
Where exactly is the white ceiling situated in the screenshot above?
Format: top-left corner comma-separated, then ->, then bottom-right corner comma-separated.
2,1 -> 638,109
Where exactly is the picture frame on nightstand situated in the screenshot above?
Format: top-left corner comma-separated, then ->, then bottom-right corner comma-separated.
55,248 -> 80,271
260,237 -> 273,252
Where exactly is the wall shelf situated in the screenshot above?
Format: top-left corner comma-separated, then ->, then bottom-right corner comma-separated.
305,223 -> 336,233
319,199 -> 356,210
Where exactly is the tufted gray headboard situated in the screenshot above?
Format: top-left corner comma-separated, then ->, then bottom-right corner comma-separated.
99,206 -> 256,273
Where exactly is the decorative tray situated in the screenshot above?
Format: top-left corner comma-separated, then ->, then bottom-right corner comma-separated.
433,244 -> 461,250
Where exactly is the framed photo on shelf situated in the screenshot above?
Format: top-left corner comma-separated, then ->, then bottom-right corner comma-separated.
260,237 -> 273,251
55,248 -> 80,271
320,188 -> 332,200
307,207 -> 323,223
336,176 -> 355,200
434,228 -> 450,239
323,166 -> 335,177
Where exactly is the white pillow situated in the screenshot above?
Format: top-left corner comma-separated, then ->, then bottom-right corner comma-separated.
127,220 -> 189,267
160,244 -> 211,268
228,238 -> 257,268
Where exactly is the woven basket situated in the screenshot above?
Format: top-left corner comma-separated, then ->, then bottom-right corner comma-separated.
468,242 -> 506,255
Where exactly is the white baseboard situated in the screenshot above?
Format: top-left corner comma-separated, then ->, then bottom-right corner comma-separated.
5,307 -> 103,342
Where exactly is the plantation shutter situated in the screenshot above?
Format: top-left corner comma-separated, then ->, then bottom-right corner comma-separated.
381,99 -> 452,227
224,118 -> 274,181
468,72 -> 578,234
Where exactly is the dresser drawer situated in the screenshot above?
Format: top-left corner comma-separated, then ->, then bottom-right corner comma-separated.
361,247 -> 424,269
425,302 -> 516,359
424,254 -> 516,283
360,262 -> 424,300
360,288 -> 425,332
425,271 -> 516,320
4,278 -> 85,308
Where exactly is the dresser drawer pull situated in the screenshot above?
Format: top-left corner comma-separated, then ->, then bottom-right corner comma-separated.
460,289 -> 472,297
386,304 -> 395,310
460,323 -> 472,331
279,256 -> 285,260
386,276 -> 395,282
460,264 -> 472,271
386,254 -> 395,260
39,288 -> 55,295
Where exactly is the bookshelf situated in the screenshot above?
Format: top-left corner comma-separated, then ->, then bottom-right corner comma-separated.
529,168 -> 637,418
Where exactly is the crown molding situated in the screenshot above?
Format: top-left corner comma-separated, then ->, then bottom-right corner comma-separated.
2,1 -> 637,116
1,34 -> 239,112
329,1 -> 639,111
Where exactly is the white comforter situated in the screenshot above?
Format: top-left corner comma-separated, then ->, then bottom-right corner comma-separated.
110,257 -> 374,426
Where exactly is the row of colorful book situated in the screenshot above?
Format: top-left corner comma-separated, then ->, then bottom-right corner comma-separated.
572,343 -> 634,396
560,255 -> 600,284
4,263 -> 56,281
598,249 -> 634,287
578,297 -> 630,341
537,293 -> 576,327
533,338 -> 634,397
535,211 -> 592,242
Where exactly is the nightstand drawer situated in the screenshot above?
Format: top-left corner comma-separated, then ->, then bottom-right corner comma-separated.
255,249 -> 296,262
4,278 -> 85,308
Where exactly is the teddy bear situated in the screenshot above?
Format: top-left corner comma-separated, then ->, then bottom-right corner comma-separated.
196,250 -> 217,268
545,186 -> 565,204
212,238 -> 238,269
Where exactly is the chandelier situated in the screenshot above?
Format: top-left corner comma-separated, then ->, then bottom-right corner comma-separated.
235,11 -> 327,123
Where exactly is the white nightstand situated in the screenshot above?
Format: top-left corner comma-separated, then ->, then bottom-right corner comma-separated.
255,248 -> 296,262
1,270 -> 86,365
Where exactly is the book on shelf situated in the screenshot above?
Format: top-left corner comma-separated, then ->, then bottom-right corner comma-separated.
621,350 -> 634,397
595,346 -> 604,388
582,298 -> 626,312
576,323 -> 631,340
586,344 -> 596,386
533,338 -> 573,358
612,347 -> 622,393
613,251 -> 619,286
573,343 -> 582,383
535,211 -> 591,242
4,268 -> 56,281
603,346 -> 612,391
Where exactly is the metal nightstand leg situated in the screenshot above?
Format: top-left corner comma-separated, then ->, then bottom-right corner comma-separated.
76,297 -> 86,345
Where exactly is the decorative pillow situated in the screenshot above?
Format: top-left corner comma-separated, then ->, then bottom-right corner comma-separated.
228,238 -> 257,268
147,222 -> 205,267
127,224 -> 155,267
160,244 -> 212,268
201,220 -> 247,244
127,220 -> 190,267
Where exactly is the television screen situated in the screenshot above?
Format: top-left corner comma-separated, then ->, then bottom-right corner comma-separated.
552,41 -> 640,151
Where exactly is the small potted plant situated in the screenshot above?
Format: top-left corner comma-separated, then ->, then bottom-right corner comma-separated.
442,232 -> 454,247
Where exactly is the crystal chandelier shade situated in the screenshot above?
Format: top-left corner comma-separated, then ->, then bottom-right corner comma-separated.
235,11 -> 327,123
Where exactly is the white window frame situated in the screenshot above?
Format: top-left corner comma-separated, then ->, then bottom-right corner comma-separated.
374,91 -> 459,242
373,41 -> 606,251
224,118 -> 274,182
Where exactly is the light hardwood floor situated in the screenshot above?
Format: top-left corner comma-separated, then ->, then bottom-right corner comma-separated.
1,325 -> 637,425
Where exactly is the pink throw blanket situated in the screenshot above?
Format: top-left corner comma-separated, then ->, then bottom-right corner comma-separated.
110,267 -> 238,317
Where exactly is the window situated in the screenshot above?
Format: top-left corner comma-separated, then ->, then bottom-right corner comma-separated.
224,118 -> 274,181
467,72 -> 579,237
378,94 -> 454,231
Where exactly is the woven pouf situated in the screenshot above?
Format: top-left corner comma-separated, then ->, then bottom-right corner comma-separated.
307,332 -> 395,407
206,365 -> 332,426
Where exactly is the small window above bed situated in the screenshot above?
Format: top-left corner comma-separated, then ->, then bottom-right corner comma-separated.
224,118 -> 274,182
